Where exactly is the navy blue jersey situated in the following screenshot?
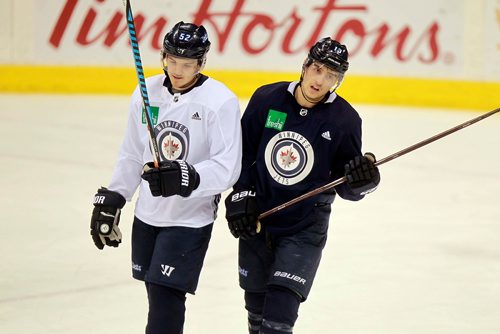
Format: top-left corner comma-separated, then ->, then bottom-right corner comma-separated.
235,81 -> 365,234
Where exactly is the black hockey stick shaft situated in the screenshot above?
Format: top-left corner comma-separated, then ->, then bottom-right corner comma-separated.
258,107 -> 500,220
123,0 -> 161,167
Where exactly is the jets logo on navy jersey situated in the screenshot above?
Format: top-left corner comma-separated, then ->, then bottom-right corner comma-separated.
154,120 -> 190,161
264,131 -> 314,185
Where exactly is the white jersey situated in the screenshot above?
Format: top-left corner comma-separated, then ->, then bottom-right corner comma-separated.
108,74 -> 242,228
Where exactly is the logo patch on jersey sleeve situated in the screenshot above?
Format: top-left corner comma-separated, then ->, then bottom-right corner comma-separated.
265,109 -> 287,131
142,106 -> 159,126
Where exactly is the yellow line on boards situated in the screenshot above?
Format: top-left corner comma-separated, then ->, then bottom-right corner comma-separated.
0,65 -> 498,111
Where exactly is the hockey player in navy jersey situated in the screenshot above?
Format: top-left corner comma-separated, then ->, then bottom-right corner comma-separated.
89,22 -> 242,334
225,37 -> 381,333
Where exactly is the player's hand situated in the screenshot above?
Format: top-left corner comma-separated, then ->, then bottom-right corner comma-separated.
225,189 -> 259,239
90,187 -> 126,250
141,160 -> 200,197
345,152 -> 380,196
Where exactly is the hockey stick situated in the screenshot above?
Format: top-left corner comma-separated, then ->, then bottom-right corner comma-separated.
123,0 -> 161,167
258,107 -> 500,220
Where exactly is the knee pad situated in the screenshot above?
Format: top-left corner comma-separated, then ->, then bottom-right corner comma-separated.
146,283 -> 187,334
261,286 -> 301,331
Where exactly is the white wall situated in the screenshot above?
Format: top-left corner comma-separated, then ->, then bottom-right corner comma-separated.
2,0 -> 499,81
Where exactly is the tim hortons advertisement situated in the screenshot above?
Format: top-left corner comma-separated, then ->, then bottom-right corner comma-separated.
38,0 -> 465,77
484,0 -> 500,79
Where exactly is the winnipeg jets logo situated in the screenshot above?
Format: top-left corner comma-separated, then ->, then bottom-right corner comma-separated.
163,133 -> 180,159
154,120 -> 190,161
264,131 -> 314,185
280,143 -> 297,168
161,264 -> 175,277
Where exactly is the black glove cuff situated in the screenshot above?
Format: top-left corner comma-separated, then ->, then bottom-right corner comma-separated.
173,160 -> 200,188
171,160 -> 200,196
93,187 -> 126,209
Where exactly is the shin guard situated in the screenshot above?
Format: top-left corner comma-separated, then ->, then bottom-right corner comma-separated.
261,286 -> 301,333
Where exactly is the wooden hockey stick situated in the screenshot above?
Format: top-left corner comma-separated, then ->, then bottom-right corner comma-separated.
123,0 -> 161,167
258,107 -> 500,220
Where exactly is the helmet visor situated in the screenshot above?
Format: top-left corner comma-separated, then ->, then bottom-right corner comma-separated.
306,61 -> 344,90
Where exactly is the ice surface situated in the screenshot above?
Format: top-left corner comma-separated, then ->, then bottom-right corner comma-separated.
0,93 -> 498,333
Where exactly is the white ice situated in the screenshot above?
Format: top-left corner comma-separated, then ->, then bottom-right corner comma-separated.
0,93 -> 499,333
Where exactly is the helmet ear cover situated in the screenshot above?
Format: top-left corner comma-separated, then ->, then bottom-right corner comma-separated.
303,57 -> 314,68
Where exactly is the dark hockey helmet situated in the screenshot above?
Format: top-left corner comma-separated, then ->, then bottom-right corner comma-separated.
162,21 -> 211,60
307,37 -> 349,73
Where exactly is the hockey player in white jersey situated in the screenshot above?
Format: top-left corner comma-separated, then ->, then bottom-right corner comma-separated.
90,22 -> 242,334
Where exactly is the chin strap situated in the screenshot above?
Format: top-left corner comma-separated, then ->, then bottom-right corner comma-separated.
296,82 -> 330,107
298,84 -> 323,105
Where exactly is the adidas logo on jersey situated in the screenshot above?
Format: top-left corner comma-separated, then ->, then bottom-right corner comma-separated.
321,131 -> 331,140
191,112 -> 201,120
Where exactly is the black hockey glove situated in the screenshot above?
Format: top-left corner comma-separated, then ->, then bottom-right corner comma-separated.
345,152 -> 380,196
90,187 -> 126,250
225,189 -> 259,239
141,160 -> 200,197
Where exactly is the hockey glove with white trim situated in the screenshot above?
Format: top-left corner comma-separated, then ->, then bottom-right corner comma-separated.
345,152 -> 380,196
90,187 -> 126,250
225,189 -> 259,239
142,160 -> 200,197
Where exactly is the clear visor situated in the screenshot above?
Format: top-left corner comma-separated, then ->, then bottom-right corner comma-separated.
307,61 -> 345,91
161,53 -> 202,76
